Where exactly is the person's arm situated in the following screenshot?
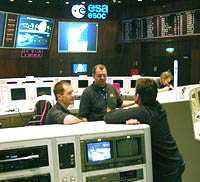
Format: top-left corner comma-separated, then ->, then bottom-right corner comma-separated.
64,114 -> 84,125
80,117 -> 88,122
104,107 -> 140,124
158,84 -> 173,92
121,100 -> 136,108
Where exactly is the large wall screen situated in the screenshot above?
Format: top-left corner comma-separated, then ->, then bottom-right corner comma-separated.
16,15 -> 54,49
122,9 -> 200,41
58,22 -> 98,53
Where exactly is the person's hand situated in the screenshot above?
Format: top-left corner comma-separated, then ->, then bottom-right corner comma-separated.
126,119 -> 140,125
168,84 -> 174,90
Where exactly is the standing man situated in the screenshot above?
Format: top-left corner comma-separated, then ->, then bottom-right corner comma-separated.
79,64 -> 135,122
155,71 -> 174,92
104,78 -> 185,182
45,81 -> 84,125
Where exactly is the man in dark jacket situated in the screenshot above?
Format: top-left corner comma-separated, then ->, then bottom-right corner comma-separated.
104,78 -> 185,182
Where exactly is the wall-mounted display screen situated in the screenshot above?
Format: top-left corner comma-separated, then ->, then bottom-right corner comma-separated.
87,141 -> 112,162
122,9 -> 200,41
16,15 -> 54,49
58,22 -> 98,53
73,63 -> 88,74
0,12 -> 6,47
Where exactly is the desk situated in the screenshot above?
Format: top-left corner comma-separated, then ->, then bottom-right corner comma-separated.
0,109 -> 34,128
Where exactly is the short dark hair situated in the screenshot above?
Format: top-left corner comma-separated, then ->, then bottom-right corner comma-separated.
136,78 -> 158,106
160,71 -> 173,80
92,64 -> 107,75
54,81 -> 71,100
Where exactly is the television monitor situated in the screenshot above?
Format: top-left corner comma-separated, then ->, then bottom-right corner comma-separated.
113,80 -> 123,88
58,22 -> 98,53
78,80 -> 88,88
11,88 -> 26,101
80,135 -> 145,172
0,12 -> 6,47
73,63 -> 88,74
37,87 -> 51,96
87,141 -> 112,162
16,15 -> 54,49
116,138 -> 140,157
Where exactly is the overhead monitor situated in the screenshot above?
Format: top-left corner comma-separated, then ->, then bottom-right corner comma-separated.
16,15 -> 54,49
58,22 -> 98,53
72,63 -> 88,74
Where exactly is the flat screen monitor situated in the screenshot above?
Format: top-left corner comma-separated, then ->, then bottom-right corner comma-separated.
16,15 -> 54,49
11,88 -> 26,101
0,12 -> 6,47
113,80 -> 123,88
58,22 -> 98,53
78,80 -> 88,88
73,63 -> 88,74
131,80 -> 136,88
37,87 -> 51,96
116,138 -> 140,157
87,141 -> 112,162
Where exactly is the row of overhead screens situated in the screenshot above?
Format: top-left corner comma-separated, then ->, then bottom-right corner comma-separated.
0,122 -> 152,182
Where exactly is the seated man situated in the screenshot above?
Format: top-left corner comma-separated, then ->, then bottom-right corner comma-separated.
45,81 -> 85,125
79,64 -> 135,122
155,71 -> 174,92
104,78 -> 185,182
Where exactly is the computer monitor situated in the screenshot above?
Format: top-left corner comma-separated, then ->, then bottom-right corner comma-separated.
36,86 -> 52,97
61,80 -> 71,84
131,80 -> 136,88
8,85 -> 29,108
72,63 -> 88,74
78,80 -> 89,88
113,80 -> 123,88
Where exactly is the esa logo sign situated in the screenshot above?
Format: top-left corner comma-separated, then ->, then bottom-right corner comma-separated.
71,4 -> 109,20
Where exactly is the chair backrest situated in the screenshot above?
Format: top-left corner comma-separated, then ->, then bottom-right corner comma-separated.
28,100 -> 52,126
113,83 -> 120,95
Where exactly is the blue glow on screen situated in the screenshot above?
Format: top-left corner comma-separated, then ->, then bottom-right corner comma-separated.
0,12 -> 6,47
16,15 -> 54,49
73,64 -> 87,73
87,141 -> 111,162
58,22 -> 98,53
